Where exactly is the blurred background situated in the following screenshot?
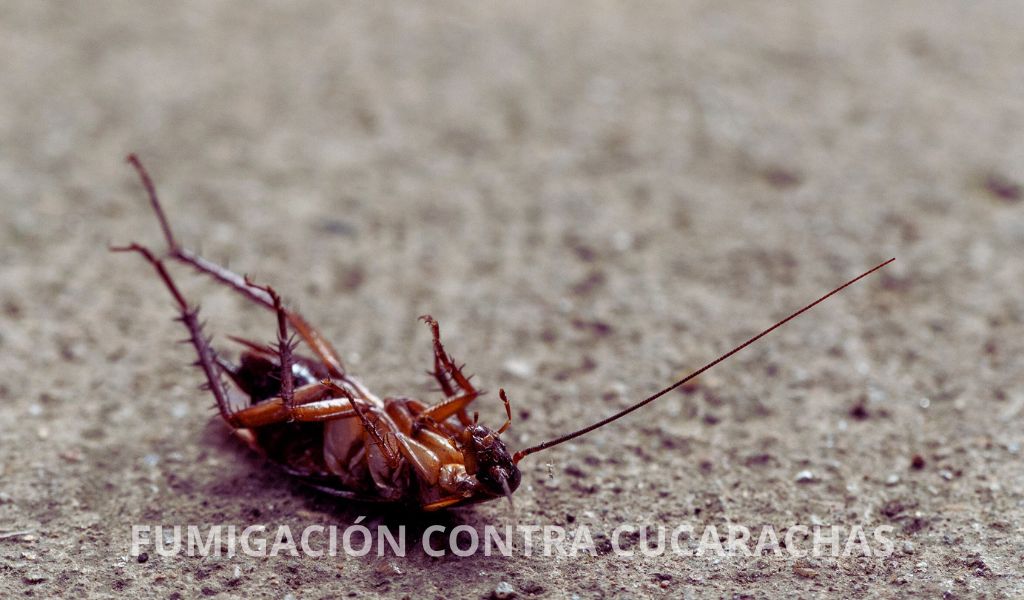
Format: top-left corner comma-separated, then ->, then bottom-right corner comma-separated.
1,2 -> 1022,597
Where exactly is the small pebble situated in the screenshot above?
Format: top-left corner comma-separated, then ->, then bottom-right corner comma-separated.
502,359 -> 535,379
885,474 -> 900,486
903,542 -> 915,554
374,560 -> 403,576
137,552 -> 149,563
939,470 -> 954,481
793,566 -> 818,578
60,450 -> 83,463
795,470 -> 815,483
492,581 -> 516,599
910,454 -> 926,470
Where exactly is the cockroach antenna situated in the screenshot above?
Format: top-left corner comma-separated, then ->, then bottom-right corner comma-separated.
511,257 -> 895,464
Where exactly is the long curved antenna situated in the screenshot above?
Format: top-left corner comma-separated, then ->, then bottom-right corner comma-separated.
512,257 -> 894,463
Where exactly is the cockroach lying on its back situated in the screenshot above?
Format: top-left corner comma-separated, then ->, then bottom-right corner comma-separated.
113,155 -> 893,511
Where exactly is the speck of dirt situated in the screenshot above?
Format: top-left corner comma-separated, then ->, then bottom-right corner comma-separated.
319,218 -> 358,236
761,166 -> 803,189
881,500 -> 906,519
570,270 -> 606,296
564,464 -> 587,478
849,399 -> 870,420
982,173 -> 1021,202
744,453 -> 775,467
570,317 -> 614,337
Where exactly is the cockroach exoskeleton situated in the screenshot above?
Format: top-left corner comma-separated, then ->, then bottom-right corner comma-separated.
114,155 -> 893,511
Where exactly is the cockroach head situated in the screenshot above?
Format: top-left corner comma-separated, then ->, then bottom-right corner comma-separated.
459,424 -> 522,497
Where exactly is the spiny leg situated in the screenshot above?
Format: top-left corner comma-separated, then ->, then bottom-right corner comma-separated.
125,154 -> 346,377
431,353 -> 456,398
420,315 -> 478,396
418,315 -> 480,425
211,380 -> 372,428
111,243 -> 236,425
243,277 -> 296,408
230,385 -> 356,427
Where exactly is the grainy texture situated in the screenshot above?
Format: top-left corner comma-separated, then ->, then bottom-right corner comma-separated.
2,2 -> 1023,598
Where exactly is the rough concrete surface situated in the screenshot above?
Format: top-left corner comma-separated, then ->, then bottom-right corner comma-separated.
2,2 -> 1023,598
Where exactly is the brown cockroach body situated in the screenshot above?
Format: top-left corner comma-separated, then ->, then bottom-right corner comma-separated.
114,155 -> 893,511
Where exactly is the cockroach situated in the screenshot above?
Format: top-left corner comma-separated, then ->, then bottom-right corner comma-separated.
113,155 -> 893,511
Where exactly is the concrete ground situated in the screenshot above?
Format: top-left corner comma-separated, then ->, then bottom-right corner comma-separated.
1,2 -> 1023,598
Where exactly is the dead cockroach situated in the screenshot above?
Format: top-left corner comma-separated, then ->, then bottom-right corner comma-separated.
113,155 -> 893,511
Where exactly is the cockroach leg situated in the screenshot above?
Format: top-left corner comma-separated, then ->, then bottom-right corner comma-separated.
383,398 -> 416,434
287,398 -> 357,421
242,278 -> 296,408
393,433 -> 442,485
432,353 -> 455,397
385,397 -> 461,440
420,315 -> 478,395
419,392 -> 482,426
110,243 -> 236,425
226,384 -> 364,427
415,429 -> 464,464
419,315 -> 479,426
417,413 -> 460,438
125,154 -> 347,378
